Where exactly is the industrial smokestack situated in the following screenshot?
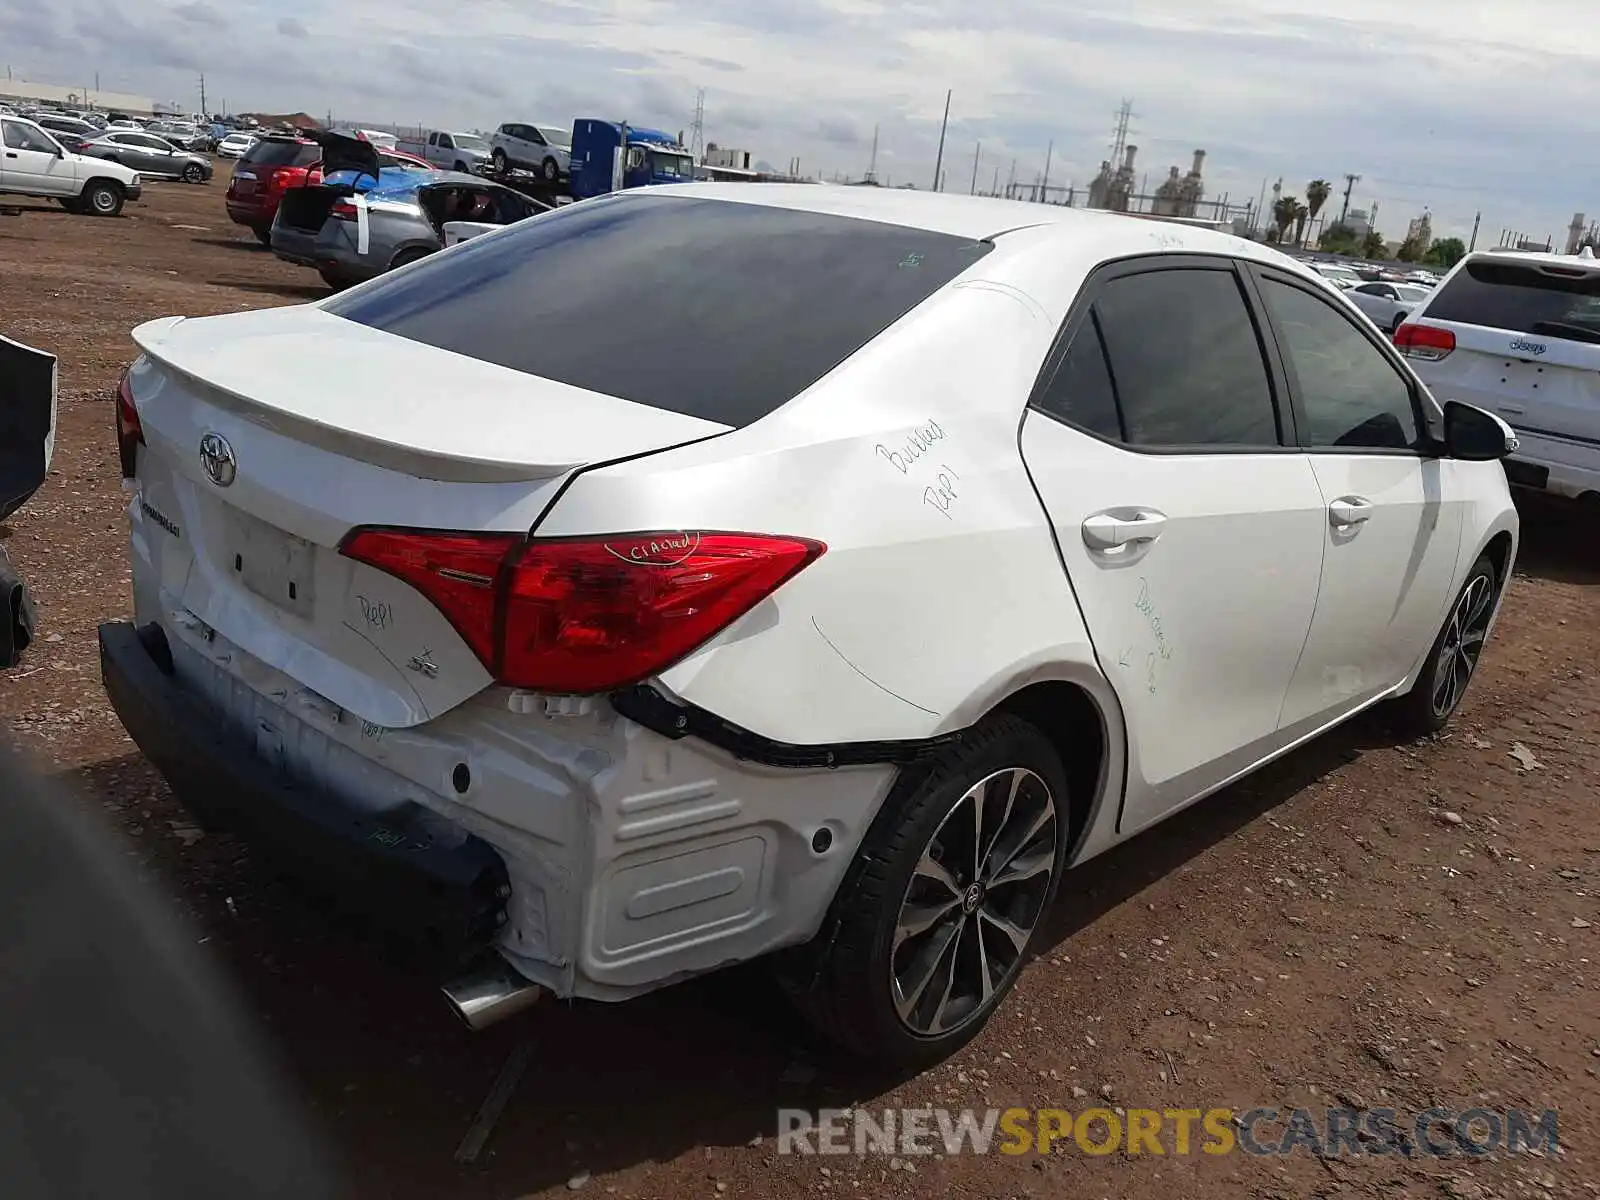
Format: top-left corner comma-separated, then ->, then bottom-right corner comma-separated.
1122,144 -> 1138,171
1191,149 -> 1206,176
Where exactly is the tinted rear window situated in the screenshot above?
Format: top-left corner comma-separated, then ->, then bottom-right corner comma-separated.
244,139 -> 318,168
1425,259 -> 1600,341
325,194 -> 993,426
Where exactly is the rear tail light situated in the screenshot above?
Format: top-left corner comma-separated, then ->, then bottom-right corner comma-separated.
1394,323 -> 1456,361
116,372 -> 144,480
265,165 -> 303,191
329,199 -> 359,221
340,529 -> 826,693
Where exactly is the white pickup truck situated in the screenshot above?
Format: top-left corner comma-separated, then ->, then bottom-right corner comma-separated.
394,130 -> 491,174
1,115 -> 143,216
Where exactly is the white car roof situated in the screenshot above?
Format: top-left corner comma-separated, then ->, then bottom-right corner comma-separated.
636,182 -> 1318,276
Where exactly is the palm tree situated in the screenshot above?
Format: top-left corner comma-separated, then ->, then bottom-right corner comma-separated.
1304,180 -> 1333,246
1292,200 -> 1311,248
1271,195 -> 1300,243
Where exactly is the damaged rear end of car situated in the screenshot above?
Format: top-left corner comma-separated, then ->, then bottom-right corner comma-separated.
102,189 -> 1013,1032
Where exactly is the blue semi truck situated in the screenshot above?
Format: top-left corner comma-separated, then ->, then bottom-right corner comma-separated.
567,120 -> 696,200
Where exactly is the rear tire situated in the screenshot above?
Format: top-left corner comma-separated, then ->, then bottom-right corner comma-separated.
81,181 -> 123,217
540,156 -> 559,182
388,247 -> 432,272
182,162 -> 205,184
491,149 -> 508,174
772,715 -> 1070,1068
317,266 -> 354,291
1389,554 -> 1499,737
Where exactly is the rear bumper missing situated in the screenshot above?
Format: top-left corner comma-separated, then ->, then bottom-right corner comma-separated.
98,620 -> 510,965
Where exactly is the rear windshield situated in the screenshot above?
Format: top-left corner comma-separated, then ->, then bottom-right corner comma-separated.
243,139 -> 319,168
1425,259 -> 1600,342
325,194 -> 993,427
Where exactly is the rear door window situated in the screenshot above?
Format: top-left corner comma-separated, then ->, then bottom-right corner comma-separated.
1424,259 -> 1600,343
326,194 -> 993,427
1092,267 -> 1282,448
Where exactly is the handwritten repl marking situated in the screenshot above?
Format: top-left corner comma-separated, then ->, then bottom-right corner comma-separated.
923,465 -> 960,520
875,420 -> 947,475
360,720 -> 387,743
357,594 -> 394,631
1134,577 -> 1173,662
1146,652 -> 1159,695
1118,647 -> 1134,668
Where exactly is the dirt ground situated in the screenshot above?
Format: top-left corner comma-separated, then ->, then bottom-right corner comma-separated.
1,181 -> 1597,1200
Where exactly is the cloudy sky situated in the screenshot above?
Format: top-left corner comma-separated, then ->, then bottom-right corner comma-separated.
1,0 -> 1593,242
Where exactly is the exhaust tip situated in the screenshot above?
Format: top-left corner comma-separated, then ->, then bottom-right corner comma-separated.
442,959 -> 544,1032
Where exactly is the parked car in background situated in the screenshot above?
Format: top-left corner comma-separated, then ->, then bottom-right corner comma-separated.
1398,248 -> 1600,505
488,121 -> 571,181
105,119 -> 144,132
105,187 -> 1519,1066
270,132 -> 542,289
0,115 -> 143,215
216,132 -> 259,159
1309,261 -> 1362,289
76,131 -> 213,184
396,130 -> 491,173
32,113 -> 100,143
225,134 -> 325,242
1346,281 -> 1433,334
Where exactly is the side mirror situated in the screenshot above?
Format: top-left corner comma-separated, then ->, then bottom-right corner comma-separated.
1443,400 -> 1518,461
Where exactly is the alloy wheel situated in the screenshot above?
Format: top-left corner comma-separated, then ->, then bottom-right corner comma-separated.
1431,573 -> 1494,718
890,767 -> 1059,1038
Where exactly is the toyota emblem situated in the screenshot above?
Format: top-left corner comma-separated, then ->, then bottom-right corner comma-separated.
199,431 -> 237,487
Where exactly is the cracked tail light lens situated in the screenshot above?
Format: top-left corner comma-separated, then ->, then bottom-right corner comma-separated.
339,529 -> 825,694
116,372 -> 144,479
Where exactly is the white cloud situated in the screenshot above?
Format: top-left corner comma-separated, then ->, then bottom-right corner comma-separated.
0,0 -> 1592,240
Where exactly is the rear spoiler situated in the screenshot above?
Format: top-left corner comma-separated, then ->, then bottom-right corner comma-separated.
0,334 -> 56,523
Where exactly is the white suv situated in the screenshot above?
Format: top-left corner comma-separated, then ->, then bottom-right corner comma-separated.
1398,248 -> 1600,504
0,116 -> 143,215
488,122 -> 571,181
101,187 -> 1519,1067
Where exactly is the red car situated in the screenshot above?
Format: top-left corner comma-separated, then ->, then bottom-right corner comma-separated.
225,136 -> 325,243
226,135 -> 432,243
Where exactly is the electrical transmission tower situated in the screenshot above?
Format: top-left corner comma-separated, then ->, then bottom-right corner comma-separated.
689,88 -> 705,162
1109,99 -> 1136,166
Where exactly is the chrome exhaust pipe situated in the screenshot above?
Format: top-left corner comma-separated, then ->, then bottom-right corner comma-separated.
442,958 -> 544,1031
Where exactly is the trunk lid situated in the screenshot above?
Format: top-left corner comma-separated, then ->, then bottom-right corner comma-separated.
308,129 -> 382,183
1411,255 -> 1600,447
127,305 -> 729,728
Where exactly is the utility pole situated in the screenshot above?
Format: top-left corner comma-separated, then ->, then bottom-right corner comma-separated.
990,164 -> 999,196
1338,172 -> 1361,227
865,124 -> 879,184
1006,157 -> 1016,198
969,141 -> 981,194
931,88 -> 951,191
199,72 -> 206,117
1040,139 -> 1053,201
1469,210 -> 1481,252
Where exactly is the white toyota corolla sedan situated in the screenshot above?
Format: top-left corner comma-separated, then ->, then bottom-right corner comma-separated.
102,184 -> 1520,1067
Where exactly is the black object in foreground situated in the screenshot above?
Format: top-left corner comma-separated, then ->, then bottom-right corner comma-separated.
0,740 -> 339,1199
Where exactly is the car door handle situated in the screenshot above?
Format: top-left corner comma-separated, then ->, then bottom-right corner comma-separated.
1082,509 -> 1168,551
1497,404 -> 1526,416
3,152 -> 16,159
1328,497 -> 1374,528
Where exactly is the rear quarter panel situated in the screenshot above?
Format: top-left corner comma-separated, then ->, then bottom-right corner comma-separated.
535,256 -> 1117,749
